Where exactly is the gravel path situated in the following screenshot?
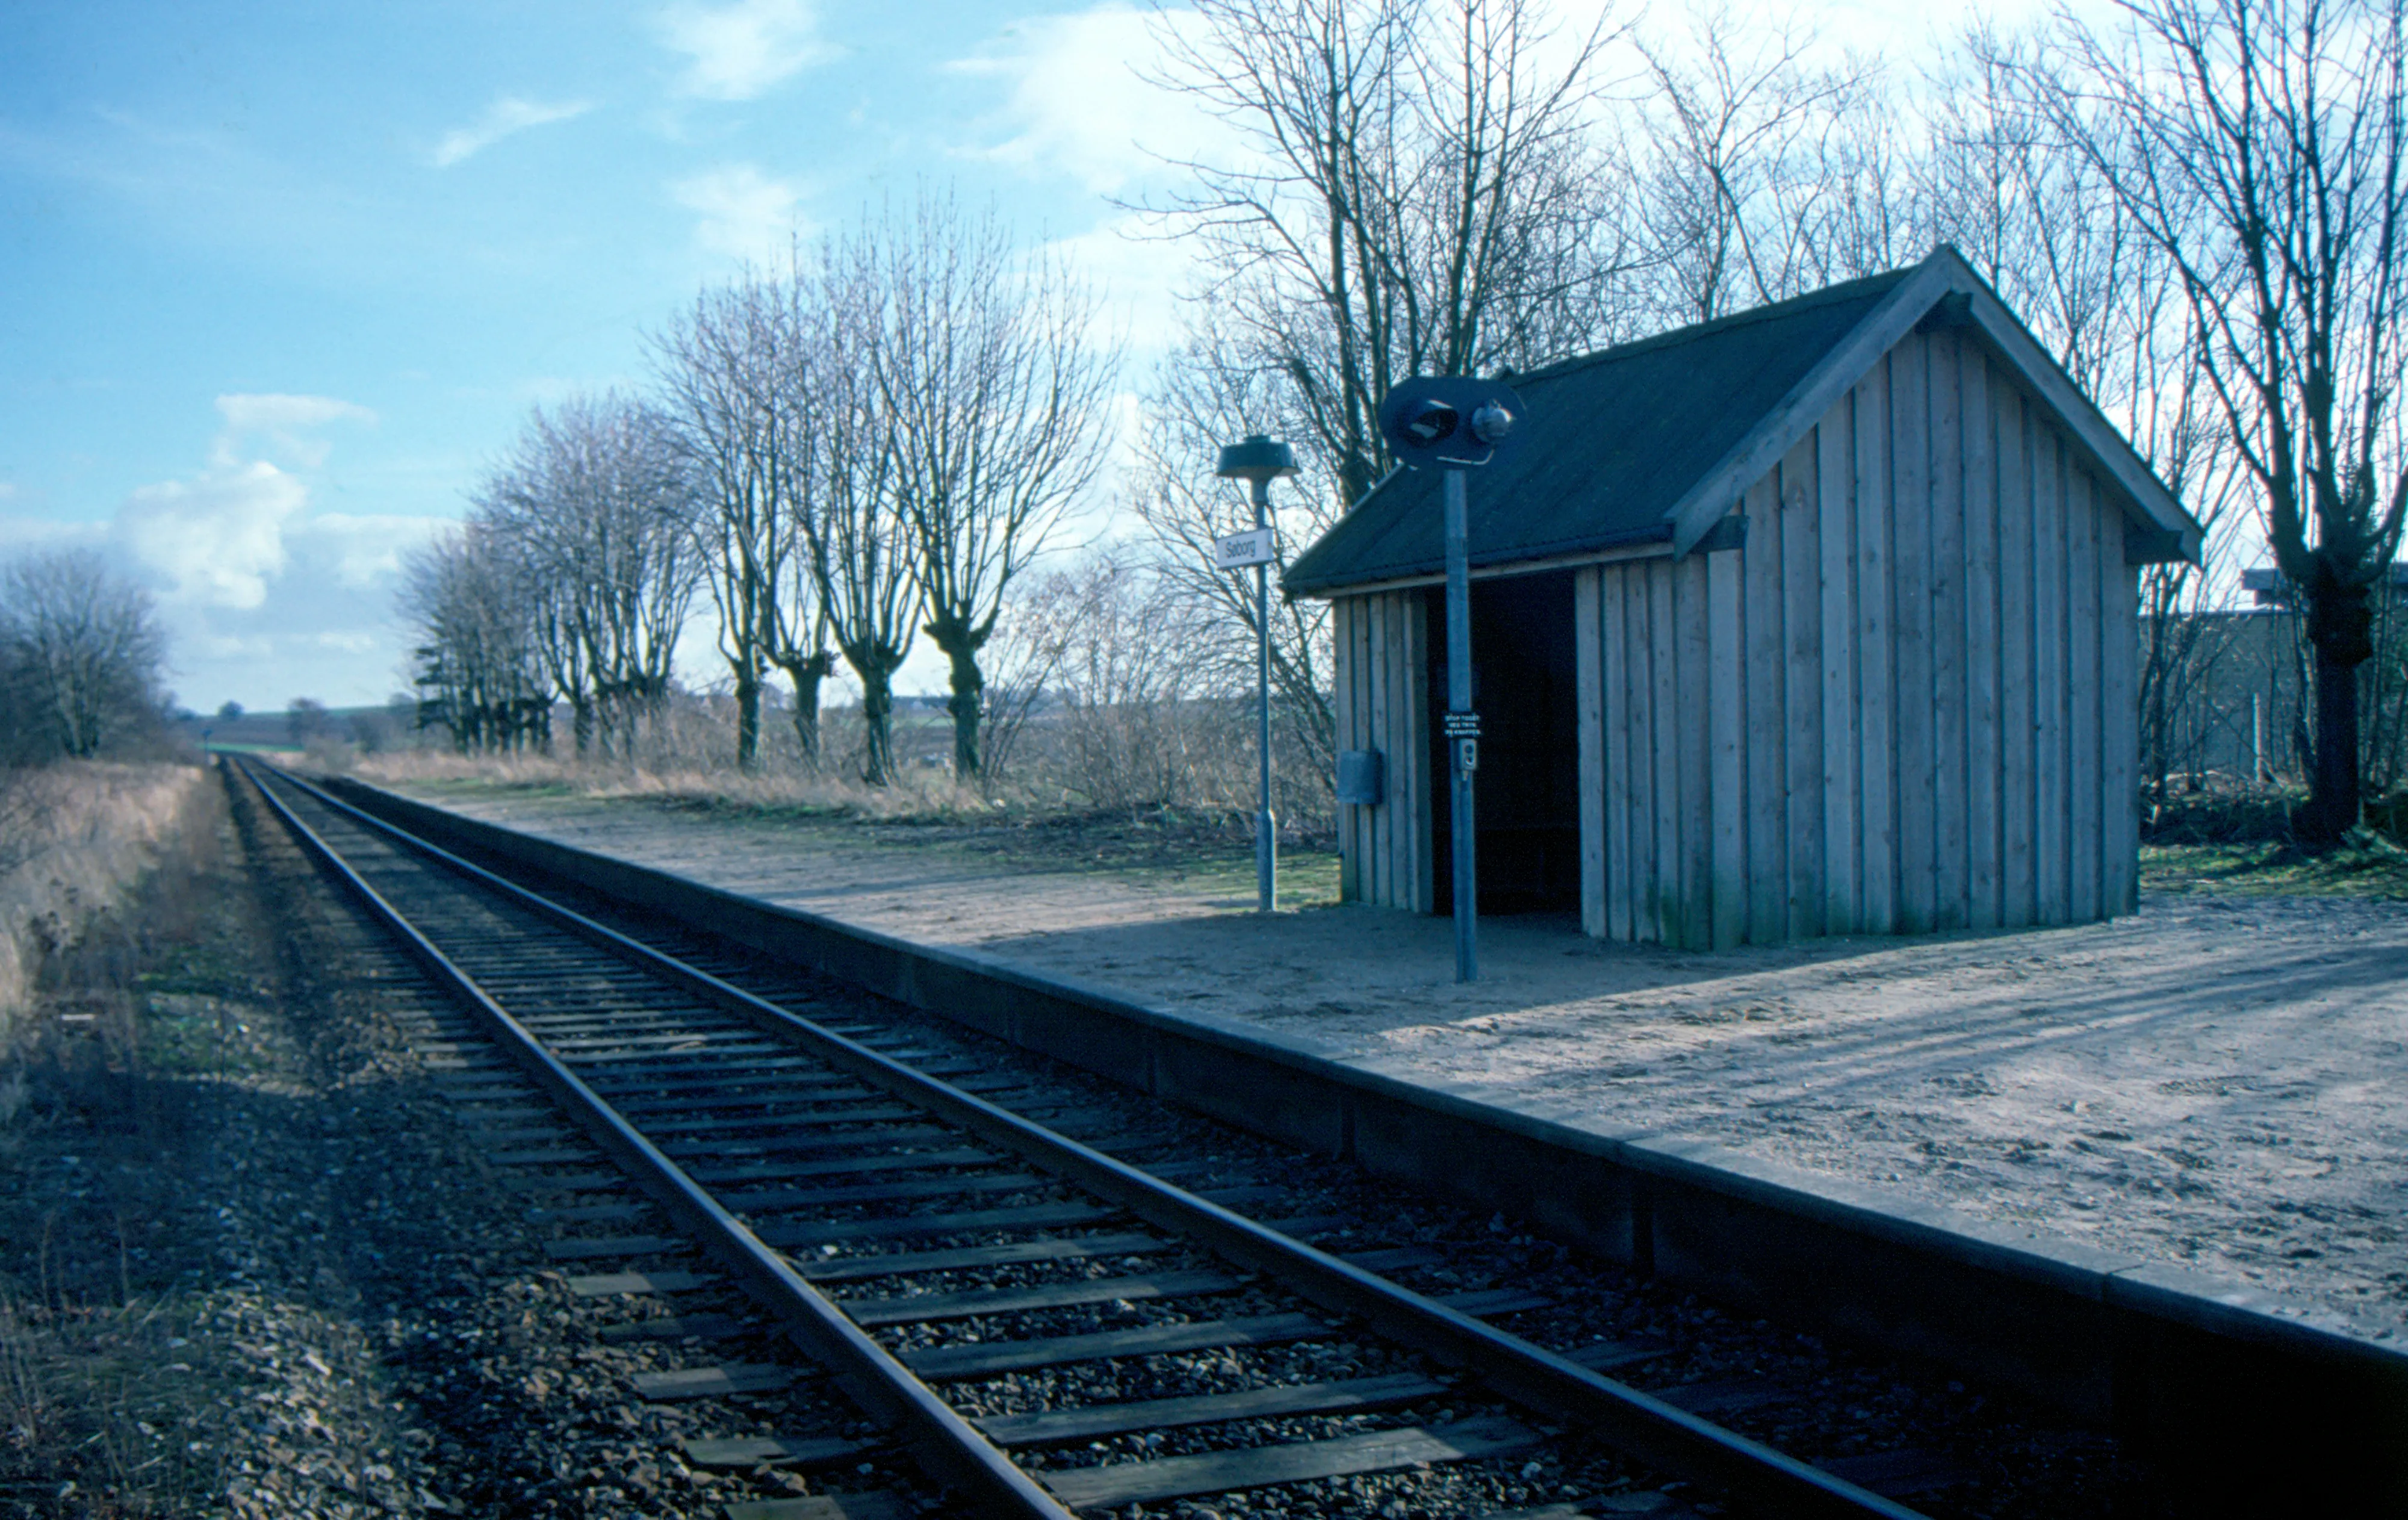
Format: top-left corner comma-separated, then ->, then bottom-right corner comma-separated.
388,784 -> 2408,1341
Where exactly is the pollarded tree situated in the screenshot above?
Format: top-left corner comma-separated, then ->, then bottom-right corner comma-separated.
792,228 -> 922,785
476,393 -> 704,758
870,193 -> 1119,779
651,273 -> 831,769
400,523 -> 551,754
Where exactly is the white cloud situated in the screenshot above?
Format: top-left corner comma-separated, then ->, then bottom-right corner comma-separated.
0,516 -> 98,553
214,391 -> 374,468
948,4 -> 1215,193
659,0 -> 837,101
0,482 -> 16,500
302,512 -> 447,588
432,95 -> 594,167
1044,211 -> 1199,352
216,392 -> 374,432
114,460 -> 308,609
672,164 -> 808,262
6,396 -> 447,708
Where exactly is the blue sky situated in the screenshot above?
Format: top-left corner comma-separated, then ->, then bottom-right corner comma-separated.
0,0 -> 2052,714
0,0 -> 1202,710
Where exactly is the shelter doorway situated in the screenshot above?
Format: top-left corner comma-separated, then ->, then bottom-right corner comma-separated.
1427,568 -> 1580,914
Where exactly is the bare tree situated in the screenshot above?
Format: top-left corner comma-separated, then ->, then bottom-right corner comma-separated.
1017,551 -> 1230,810
2029,0 -> 2408,845
401,524 -> 551,753
1147,0 -> 1636,513
795,230 -> 921,785
1134,0 -> 1634,818
1132,338 -> 1340,790
0,548 -> 167,762
476,393 -> 703,758
1628,2 -> 1893,321
872,193 -> 1119,778
652,273 -> 829,769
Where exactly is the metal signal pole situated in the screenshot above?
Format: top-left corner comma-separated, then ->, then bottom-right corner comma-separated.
1376,376 -> 1524,985
1444,468 -> 1478,982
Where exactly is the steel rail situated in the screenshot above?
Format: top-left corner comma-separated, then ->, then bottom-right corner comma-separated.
258,760 -> 1928,1520
235,759 -> 1078,1520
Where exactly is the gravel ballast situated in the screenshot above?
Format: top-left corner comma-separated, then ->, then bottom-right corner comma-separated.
0,769 -> 895,1519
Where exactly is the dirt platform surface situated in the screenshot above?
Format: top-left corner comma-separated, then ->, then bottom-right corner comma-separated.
386,782 -> 2408,1339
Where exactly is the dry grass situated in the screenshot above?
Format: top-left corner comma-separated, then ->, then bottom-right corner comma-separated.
346,745 -> 1347,904
350,746 -> 1018,825
0,765 -> 206,1044
1,775 -> 245,1518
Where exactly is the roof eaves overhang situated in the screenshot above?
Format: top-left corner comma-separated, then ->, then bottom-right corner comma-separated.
1285,523 -> 1675,600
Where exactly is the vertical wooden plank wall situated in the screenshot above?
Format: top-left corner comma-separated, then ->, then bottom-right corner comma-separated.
1573,329 -> 2144,945
1817,394 -> 1860,936
1743,470 -> 1785,945
1964,344 -> 2003,929
1679,554 -> 1714,951
1855,361 -> 1898,932
1999,390 -> 2038,926
1709,545 -> 1746,949
1891,333 -> 1937,932
1333,589 -> 1432,913
1929,329 -> 1970,929
1401,592 -> 1433,913
2102,534 -> 2141,913
1583,554 -> 1716,947
1575,569 -> 1606,938
1377,588 -> 1397,905
1333,597 -> 1359,905
2034,429 -> 2070,922
1780,436 -> 1825,941
1648,561 -> 1683,945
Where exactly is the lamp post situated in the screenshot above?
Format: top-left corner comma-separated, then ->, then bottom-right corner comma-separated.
1214,433 -> 1297,914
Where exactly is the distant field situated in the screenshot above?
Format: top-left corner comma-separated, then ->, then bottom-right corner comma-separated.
173,704 -> 393,752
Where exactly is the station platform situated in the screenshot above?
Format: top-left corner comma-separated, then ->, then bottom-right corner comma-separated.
361,777 -> 2408,1345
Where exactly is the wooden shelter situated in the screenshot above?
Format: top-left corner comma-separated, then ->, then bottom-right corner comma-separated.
1284,247 -> 2204,946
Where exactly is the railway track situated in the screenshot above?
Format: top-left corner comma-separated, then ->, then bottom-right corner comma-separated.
238,756 -> 1946,1519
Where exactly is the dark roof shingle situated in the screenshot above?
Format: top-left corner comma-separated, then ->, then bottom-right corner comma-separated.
1282,267 -> 1914,597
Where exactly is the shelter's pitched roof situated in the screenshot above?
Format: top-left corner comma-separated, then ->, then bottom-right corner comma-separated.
1282,247 -> 2201,598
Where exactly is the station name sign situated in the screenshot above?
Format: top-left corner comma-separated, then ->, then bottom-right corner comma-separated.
1214,527 -> 1279,570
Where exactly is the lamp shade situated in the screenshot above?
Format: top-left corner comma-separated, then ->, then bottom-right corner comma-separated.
1215,433 -> 1297,483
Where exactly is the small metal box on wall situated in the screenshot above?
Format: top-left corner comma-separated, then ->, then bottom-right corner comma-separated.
1336,748 -> 1385,806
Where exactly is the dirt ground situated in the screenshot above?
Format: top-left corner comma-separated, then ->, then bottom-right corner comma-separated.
386,781 -> 2408,1342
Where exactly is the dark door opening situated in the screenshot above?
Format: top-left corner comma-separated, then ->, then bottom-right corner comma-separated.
1427,568 -> 1580,915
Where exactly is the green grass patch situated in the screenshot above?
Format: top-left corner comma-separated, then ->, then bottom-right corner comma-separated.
2142,830 -> 2408,899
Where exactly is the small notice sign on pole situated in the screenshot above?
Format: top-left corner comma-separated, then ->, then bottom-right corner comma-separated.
1213,527 -> 1279,569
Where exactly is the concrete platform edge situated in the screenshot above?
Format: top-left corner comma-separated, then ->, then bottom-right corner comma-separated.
327,777 -> 2408,1502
